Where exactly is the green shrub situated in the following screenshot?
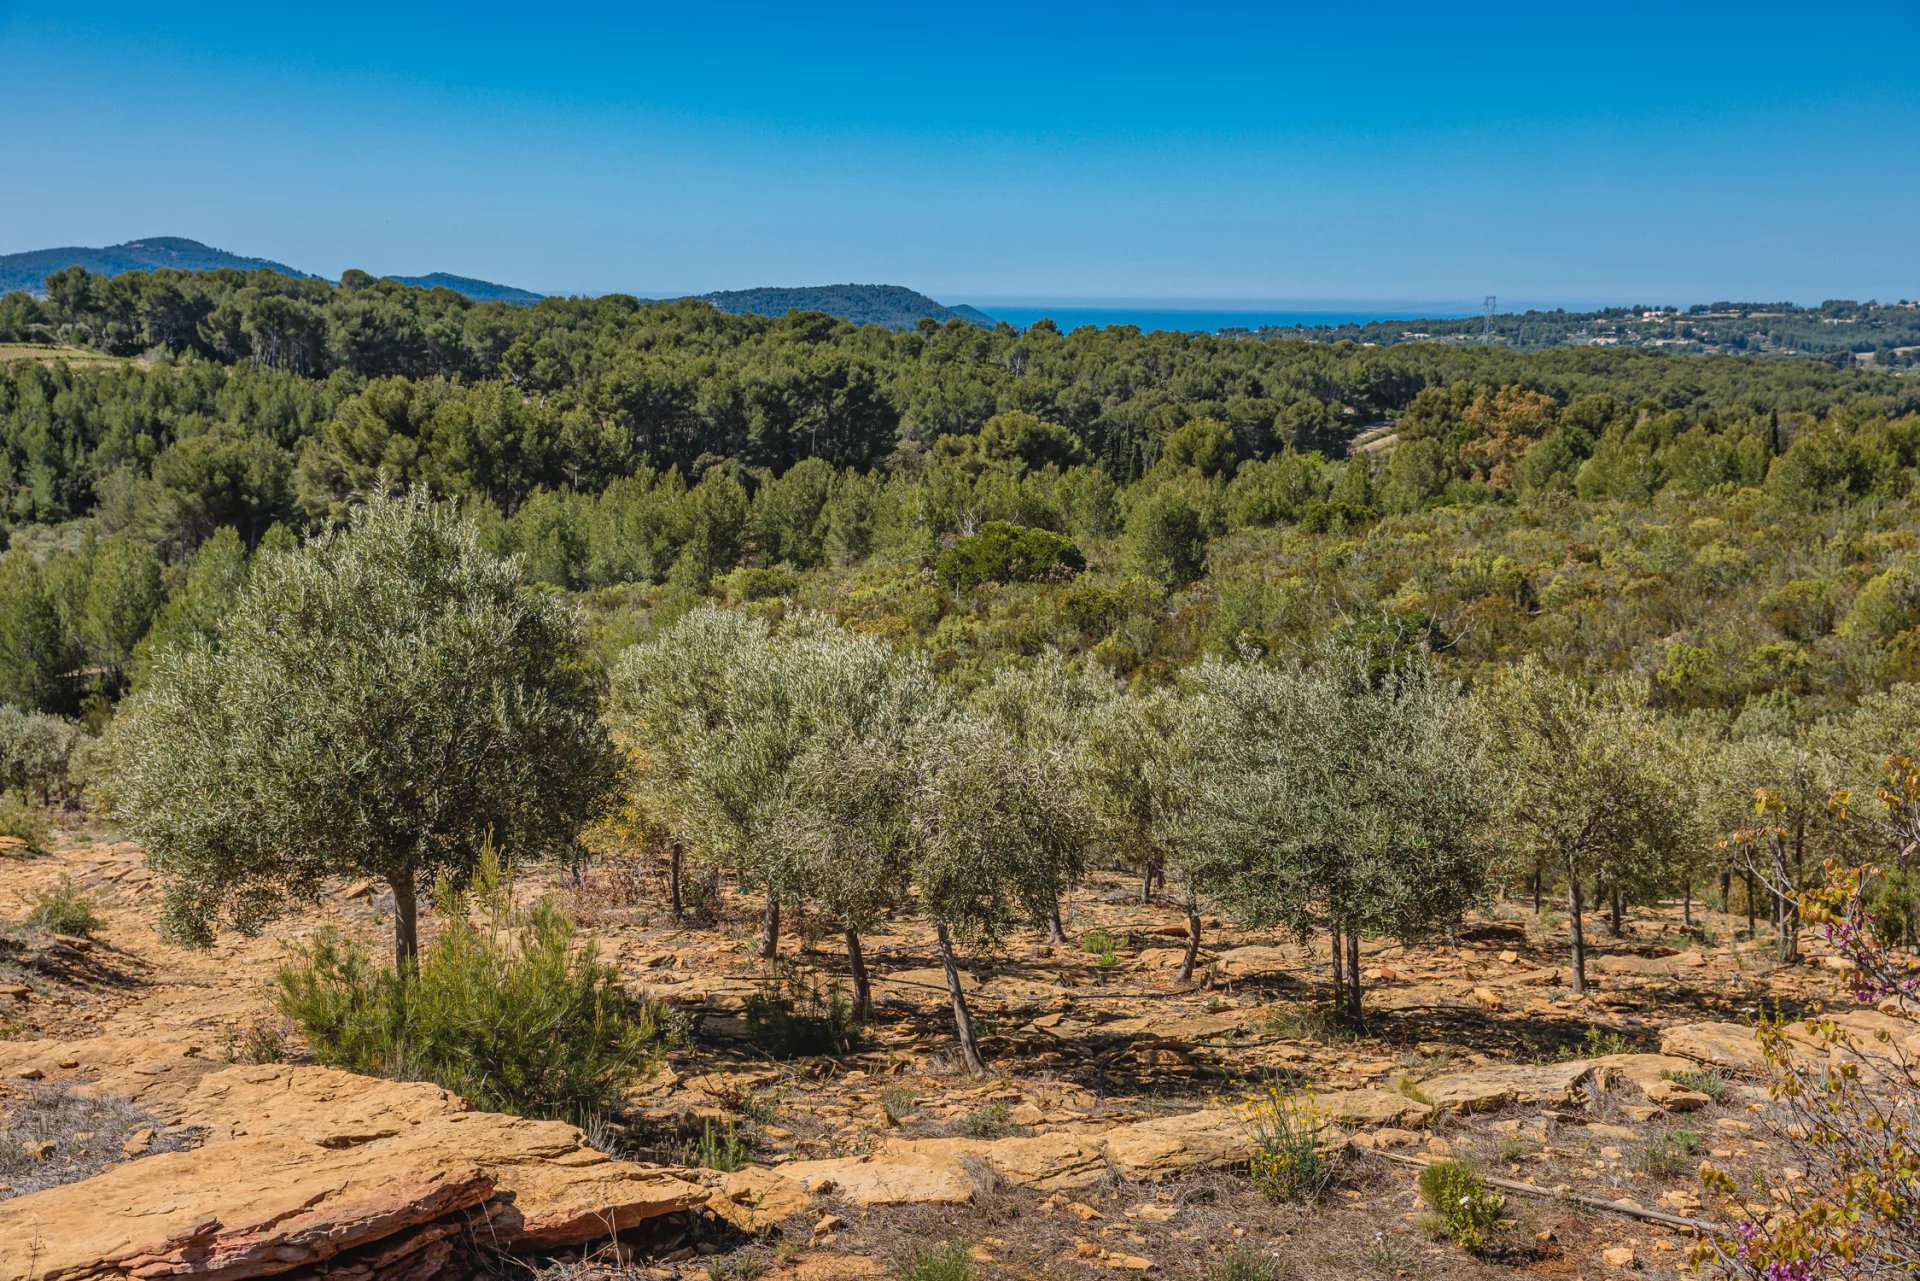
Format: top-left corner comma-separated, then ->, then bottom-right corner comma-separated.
1207,1244 -> 1282,1281
953,1100 -> 1024,1140
694,1118 -> 753,1172
1629,1127 -> 1700,1176
25,877 -> 103,937
893,1240 -> 971,1281
1417,1160 -> 1504,1253
1245,1087 -> 1334,1201
274,850 -> 663,1124
0,796 -> 51,855
1661,1067 -> 1730,1104
743,967 -> 856,1057
936,522 -> 1084,591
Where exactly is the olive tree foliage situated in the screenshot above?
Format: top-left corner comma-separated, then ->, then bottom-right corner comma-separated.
1082,683 -> 1213,980
968,653 -> 1107,938
1716,734 -> 1852,961
0,705 -> 84,803
609,608 -> 800,958
608,606 -> 948,987
1183,649 -> 1491,1022
1479,659 -> 1699,995
783,624 -> 948,1017
906,710 -> 1093,1074
107,488 -> 619,969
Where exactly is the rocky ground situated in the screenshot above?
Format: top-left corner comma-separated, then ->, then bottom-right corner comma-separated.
0,816 -> 1905,1281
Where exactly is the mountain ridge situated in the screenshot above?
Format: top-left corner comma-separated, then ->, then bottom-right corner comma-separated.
0,237 -> 310,293
0,238 -> 992,327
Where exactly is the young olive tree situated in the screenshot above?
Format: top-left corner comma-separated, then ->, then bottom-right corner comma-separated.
608,607 -> 805,958
784,624 -> 947,1017
1186,650 -> 1490,1023
1083,683 -> 1212,980
1480,659 -> 1698,994
968,652 -> 1104,939
109,489 -> 618,970
907,711 -> 1092,1074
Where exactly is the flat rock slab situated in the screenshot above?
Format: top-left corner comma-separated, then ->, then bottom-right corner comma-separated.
1313,1087 -> 1433,1128
1659,1022 -> 1766,1070
775,1106 -> 1249,1205
0,1134 -> 494,1281
1416,1061 -> 1594,1113
0,1061 -> 716,1280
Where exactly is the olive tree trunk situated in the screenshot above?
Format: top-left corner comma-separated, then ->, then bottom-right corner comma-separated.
1567,863 -> 1588,996
758,888 -> 781,960
390,876 -> 420,974
845,927 -> 871,1020
668,842 -> 683,918
1176,889 -> 1202,984
1344,927 -> 1363,1024
934,919 -> 985,1076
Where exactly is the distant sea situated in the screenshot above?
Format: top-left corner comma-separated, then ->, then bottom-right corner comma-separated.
973,304 -> 1479,335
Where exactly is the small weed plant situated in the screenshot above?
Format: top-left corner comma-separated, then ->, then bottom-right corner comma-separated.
1662,1066 -> 1731,1104
953,1100 -> 1024,1140
24,876 -> 103,937
1207,1243 -> 1282,1281
880,1085 -> 920,1123
1242,1085 -> 1335,1201
893,1240 -> 972,1281
1417,1159 -> 1504,1254
694,1118 -> 753,1172
1630,1128 -> 1701,1176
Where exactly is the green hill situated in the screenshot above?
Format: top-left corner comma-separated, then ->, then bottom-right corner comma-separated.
0,237 -> 309,294
385,272 -> 543,305
694,284 -> 992,330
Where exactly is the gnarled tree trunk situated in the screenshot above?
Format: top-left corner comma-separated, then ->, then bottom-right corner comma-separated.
390,876 -> 420,974
935,919 -> 985,1076
758,889 -> 781,960
1176,889 -> 1202,983
845,927 -> 871,1020
1567,859 -> 1588,996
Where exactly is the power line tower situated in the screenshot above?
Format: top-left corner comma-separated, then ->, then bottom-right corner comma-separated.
1483,295 -> 1497,343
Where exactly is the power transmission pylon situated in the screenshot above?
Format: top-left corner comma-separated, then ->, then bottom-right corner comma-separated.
1483,295 -> 1497,343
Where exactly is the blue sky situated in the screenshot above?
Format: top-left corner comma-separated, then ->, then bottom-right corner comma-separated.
1,1 -> 1916,305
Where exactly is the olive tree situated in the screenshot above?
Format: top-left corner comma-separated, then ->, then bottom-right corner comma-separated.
608,607 -> 803,958
109,489 -> 618,969
907,711 -> 1091,1074
1480,660 -> 1698,994
969,653 -> 1104,939
784,624 -> 947,1017
1185,649 -> 1491,1022
1083,684 -> 1212,980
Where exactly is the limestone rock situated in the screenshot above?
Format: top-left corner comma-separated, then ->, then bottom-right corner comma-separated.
0,1135 -> 495,1281
1660,1022 -> 1765,1071
1416,1061 -> 1593,1113
0,1061 -> 713,1280
707,1167 -> 815,1234
1312,1088 -> 1432,1129
779,1150 -> 980,1206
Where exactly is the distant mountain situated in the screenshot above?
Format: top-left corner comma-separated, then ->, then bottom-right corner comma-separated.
695,284 -> 992,330
385,273 -> 543,305
0,237 -> 308,294
947,304 -> 999,328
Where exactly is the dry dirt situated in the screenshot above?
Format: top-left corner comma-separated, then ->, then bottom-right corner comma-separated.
0,816 -> 1870,1281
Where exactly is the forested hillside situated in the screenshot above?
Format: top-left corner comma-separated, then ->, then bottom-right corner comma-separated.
0,237 -> 309,294
3,262 -> 1920,730
1300,298 -> 1920,361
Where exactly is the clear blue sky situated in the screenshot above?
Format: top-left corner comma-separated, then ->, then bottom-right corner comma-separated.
2,1 -> 1916,306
